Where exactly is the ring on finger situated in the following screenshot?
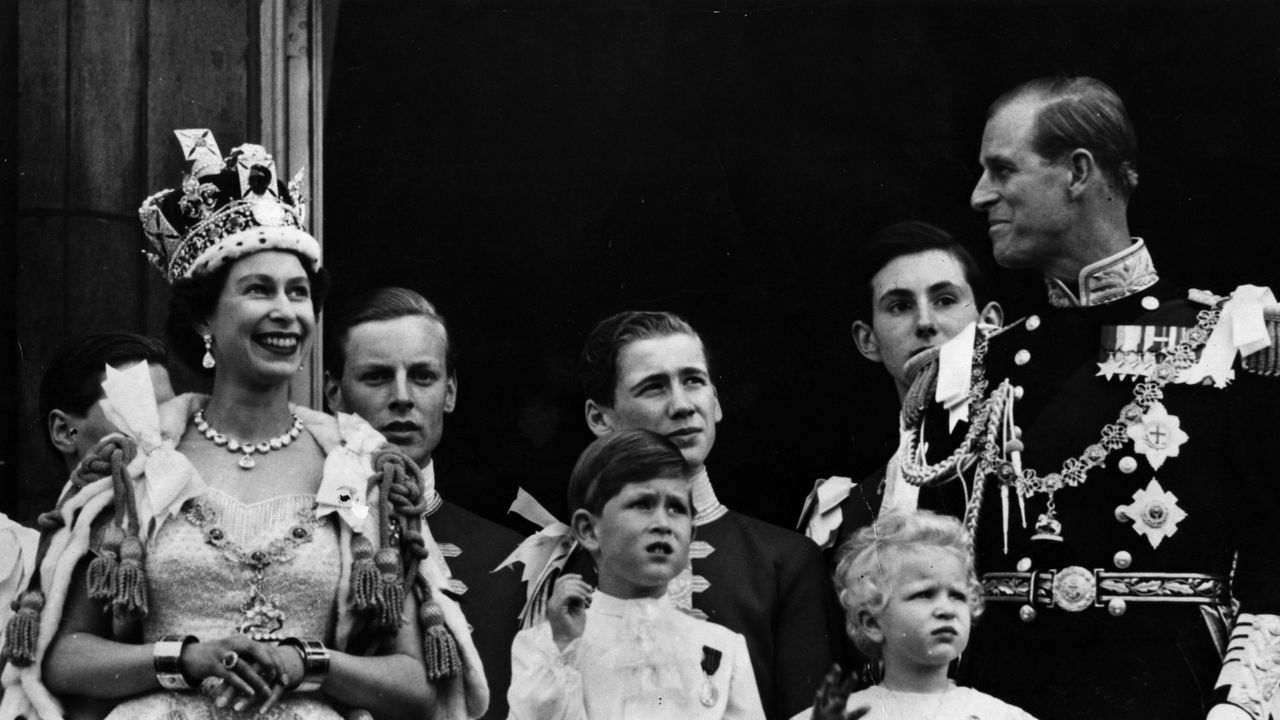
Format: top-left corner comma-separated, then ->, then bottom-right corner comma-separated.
221,650 -> 240,670
200,676 -> 225,698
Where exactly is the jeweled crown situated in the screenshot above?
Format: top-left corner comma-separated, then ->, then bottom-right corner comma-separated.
138,129 -> 320,283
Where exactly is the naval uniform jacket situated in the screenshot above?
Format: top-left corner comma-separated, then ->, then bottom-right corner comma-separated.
914,248 -> 1280,719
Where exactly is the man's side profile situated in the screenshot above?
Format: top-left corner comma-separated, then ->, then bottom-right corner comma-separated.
907,76 -> 1280,719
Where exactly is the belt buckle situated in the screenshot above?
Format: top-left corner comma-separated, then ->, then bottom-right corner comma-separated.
1051,566 -> 1096,612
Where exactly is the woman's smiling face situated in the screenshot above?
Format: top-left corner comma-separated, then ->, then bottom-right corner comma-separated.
201,250 -> 315,387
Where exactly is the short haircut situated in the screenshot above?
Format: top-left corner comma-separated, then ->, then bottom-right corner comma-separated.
166,251 -> 330,373
38,332 -> 168,453
990,76 -> 1139,199
832,509 -> 984,660
567,429 -> 692,517
580,311 -> 703,407
852,221 -> 988,323
324,286 -> 454,378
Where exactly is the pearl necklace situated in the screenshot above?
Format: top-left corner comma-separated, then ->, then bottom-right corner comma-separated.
194,409 -> 304,470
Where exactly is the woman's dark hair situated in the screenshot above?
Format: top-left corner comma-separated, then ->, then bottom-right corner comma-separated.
166,252 -> 331,373
567,429 -> 692,517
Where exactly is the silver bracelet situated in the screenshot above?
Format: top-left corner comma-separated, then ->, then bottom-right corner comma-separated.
154,634 -> 198,690
278,637 -> 329,693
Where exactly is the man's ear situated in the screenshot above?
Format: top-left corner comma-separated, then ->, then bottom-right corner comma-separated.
584,399 -> 614,438
978,301 -> 1004,330
571,508 -> 601,553
444,373 -> 458,414
47,410 -> 80,457
1067,148 -> 1097,199
852,320 -> 883,363
323,371 -> 345,413
858,608 -> 885,646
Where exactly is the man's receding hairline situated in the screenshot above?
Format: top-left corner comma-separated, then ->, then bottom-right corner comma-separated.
338,313 -> 450,371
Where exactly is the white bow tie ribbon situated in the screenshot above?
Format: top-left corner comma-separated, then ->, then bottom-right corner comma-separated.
1181,285 -> 1278,387
99,363 -> 205,540
315,414 -> 384,530
498,488 -> 575,586
797,476 -> 854,550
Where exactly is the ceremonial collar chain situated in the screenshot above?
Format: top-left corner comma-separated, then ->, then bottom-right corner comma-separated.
899,334 -> 993,488
194,409 -> 304,470
899,299 -> 1224,540
182,496 -> 320,640
992,303 -> 1221,497
970,301 -> 1224,540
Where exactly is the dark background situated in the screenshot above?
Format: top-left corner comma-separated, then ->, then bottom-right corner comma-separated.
325,0 -> 1280,529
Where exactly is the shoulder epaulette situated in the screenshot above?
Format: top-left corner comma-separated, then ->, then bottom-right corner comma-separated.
1242,308 -> 1280,377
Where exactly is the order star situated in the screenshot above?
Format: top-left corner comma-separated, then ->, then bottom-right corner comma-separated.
1126,401 -> 1189,470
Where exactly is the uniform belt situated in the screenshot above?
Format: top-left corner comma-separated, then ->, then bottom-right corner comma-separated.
981,568 -> 1229,613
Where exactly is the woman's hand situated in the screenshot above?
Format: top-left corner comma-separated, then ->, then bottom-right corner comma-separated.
180,636 -> 302,712
547,573 -> 592,651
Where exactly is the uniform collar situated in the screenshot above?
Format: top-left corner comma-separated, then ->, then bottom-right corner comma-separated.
690,467 -> 728,526
1044,238 -> 1159,308
421,458 -> 444,517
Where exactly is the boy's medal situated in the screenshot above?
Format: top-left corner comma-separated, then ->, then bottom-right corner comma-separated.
699,646 -> 722,707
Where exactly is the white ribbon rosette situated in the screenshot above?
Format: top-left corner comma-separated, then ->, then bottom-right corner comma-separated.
796,476 -> 854,550
314,412 -> 381,530
99,363 -> 205,540
1182,285 -> 1278,387
497,488 -> 576,627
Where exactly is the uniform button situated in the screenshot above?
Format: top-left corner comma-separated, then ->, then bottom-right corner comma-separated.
1026,315 -> 1041,331
1112,550 -> 1132,569
1108,598 -> 1127,617
1118,456 -> 1138,474
1016,557 -> 1032,572
1014,385 -> 1025,400
1141,296 -> 1160,311
1019,605 -> 1037,623
1015,349 -> 1031,366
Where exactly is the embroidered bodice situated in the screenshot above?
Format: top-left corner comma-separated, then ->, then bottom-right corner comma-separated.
143,488 -> 340,643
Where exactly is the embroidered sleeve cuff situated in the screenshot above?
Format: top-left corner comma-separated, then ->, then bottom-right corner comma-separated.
1213,613 -> 1280,719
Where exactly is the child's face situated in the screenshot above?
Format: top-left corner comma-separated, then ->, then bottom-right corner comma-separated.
584,477 -> 693,599
867,546 -> 972,672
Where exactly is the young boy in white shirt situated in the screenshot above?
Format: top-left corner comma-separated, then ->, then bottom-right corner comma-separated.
508,429 -> 765,719
795,511 -> 1035,720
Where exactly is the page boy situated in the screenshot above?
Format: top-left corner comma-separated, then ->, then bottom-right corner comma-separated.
508,429 -> 764,719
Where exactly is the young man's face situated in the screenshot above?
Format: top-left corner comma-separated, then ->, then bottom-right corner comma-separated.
970,97 -> 1075,272
853,249 -> 995,399
862,546 -> 972,676
577,476 -> 693,599
586,333 -> 722,474
325,315 -> 457,467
